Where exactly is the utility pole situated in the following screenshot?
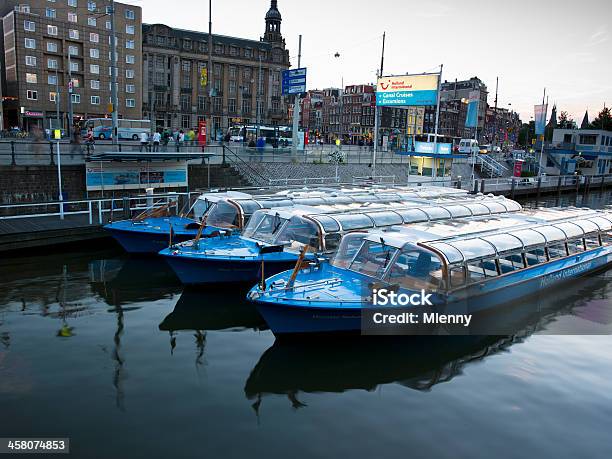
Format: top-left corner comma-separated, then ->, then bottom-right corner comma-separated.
493,76 -> 498,147
256,55 -> 263,138
291,34 -> 302,157
432,64 -> 443,179
110,0 -> 119,146
372,32 -> 385,179
207,0 -> 213,143
538,88 -> 547,177
55,70 -> 64,220
67,52 -> 74,135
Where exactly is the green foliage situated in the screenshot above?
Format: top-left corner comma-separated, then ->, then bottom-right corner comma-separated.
521,170 -> 537,177
558,111 -> 575,129
590,107 -> 612,131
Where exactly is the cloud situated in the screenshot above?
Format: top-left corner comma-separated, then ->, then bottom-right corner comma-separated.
587,26 -> 609,47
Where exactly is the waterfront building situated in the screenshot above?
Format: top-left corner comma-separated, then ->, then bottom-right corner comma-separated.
545,127 -> 612,175
0,0 -> 143,131
440,77 -> 488,131
484,106 -> 522,146
141,0 -> 290,138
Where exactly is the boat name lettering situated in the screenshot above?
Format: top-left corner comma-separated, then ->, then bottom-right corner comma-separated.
540,262 -> 593,288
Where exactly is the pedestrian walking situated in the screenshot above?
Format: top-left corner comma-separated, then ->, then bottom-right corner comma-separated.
152,130 -> 161,152
139,131 -> 149,152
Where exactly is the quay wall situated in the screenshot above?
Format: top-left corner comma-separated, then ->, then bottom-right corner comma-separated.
0,165 -> 86,204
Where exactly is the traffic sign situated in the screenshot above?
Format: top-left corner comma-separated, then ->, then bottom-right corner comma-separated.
282,68 -> 307,95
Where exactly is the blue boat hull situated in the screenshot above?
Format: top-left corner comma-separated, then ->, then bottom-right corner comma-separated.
253,248 -> 612,336
163,255 -> 298,285
107,227 -> 196,254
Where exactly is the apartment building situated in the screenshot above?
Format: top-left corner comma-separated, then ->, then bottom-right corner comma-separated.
1,0 -> 142,131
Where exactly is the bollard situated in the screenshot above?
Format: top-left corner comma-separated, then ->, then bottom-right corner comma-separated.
49,141 -> 55,165
536,176 -> 542,200
557,176 -> 562,197
511,178 -> 516,199
575,175 -> 580,193
602,175 -> 606,190
457,178 -> 462,190
472,179 -> 478,194
10,141 -> 16,166
584,176 -> 590,195
222,144 -> 226,165
480,179 -> 485,194
123,196 -> 130,219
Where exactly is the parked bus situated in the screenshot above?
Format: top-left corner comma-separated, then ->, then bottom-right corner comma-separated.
82,118 -> 152,140
228,125 -> 292,146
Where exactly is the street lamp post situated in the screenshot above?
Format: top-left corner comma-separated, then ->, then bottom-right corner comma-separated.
110,0 -> 119,147
54,68 -> 64,220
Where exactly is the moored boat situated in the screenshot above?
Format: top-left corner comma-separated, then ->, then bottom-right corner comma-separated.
160,196 -> 522,285
247,208 -> 612,336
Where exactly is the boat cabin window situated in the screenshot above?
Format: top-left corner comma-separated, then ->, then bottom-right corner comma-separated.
466,259 -> 498,283
193,199 -> 214,221
603,231 -> 612,245
315,215 -> 341,233
331,233 -> 367,269
449,265 -> 466,288
275,217 -> 320,250
584,233 -> 601,250
243,212 -> 288,244
335,214 -> 374,231
205,201 -> 240,229
387,246 -> 444,290
498,253 -> 525,272
547,243 -> 568,259
525,247 -> 547,266
324,233 -> 342,252
567,238 -> 585,254
349,240 -> 398,279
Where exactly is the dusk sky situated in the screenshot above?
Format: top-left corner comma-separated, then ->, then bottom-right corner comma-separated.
137,0 -> 611,123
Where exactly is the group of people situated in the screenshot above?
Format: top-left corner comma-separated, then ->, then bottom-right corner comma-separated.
138,129 -> 192,152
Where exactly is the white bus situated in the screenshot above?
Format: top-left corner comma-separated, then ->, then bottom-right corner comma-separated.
82,118 -> 152,140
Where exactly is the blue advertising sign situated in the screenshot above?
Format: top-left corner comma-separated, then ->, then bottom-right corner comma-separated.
376,74 -> 439,107
465,101 -> 479,128
282,68 -> 307,95
534,104 -> 548,136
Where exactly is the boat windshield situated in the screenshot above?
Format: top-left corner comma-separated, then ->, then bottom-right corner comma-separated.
205,201 -> 240,229
331,233 -> 368,268
386,244 -> 444,291
348,240 -> 398,279
242,211 -> 288,244
193,199 -> 214,221
274,216 -> 320,250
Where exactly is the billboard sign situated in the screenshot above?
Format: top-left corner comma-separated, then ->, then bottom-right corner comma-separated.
85,161 -> 188,191
465,90 -> 480,128
282,68 -> 307,95
534,103 -> 548,136
376,74 -> 439,106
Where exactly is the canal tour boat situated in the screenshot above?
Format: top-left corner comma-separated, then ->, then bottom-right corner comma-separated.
104,186 -> 469,254
159,196 -> 522,285
247,208 -> 612,336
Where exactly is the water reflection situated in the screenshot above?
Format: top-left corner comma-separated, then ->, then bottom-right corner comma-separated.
245,270 -> 612,410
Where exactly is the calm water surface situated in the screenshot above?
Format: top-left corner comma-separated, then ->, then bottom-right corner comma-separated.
1,191 -> 611,459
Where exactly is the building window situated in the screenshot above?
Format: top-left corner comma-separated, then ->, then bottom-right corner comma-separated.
125,10 -> 135,20
125,84 -> 135,93
24,20 -> 36,32
229,80 -> 236,95
183,39 -> 192,50
68,45 -> 78,56
106,21 -> 111,30
90,48 -> 99,58
27,90 -> 38,100
25,38 -> 36,49
126,69 -> 134,79
125,55 -> 135,64
48,74 -> 57,85
69,29 -> 79,39
197,96 -> 206,111
182,115 -> 191,129
91,80 -> 100,89
90,33 -> 99,43
214,64 -> 221,77
71,94 -> 80,104
229,66 -> 237,78
180,94 -> 191,111
87,17 -> 96,26
68,12 -> 77,22
26,73 -> 37,84
126,24 -> 134,35
228,98 -> 236,113
46,8 -> 56,18
91,95 -> 100,105
213,97 -> 222,112
70,77 -> 79,88
241,98 -> 251,114
126,99 -> 136,108
47,42 -> 58,52
87,1 -> 96,12
25,56 -> 36,66
47,25 -> 58,36
230,46 -> 238,56
68,0 -> 77,7
126,40 -> 135,49
214,44 -> 223,54
70,61 -> 79,72
49,91 -> 57,102
90,64 -> 100,74
245,48 -> 252,58
47,58 -> 58,69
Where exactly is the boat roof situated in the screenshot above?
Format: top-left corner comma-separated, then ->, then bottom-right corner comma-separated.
249,196 -> 522,233
362,208 -> 612,264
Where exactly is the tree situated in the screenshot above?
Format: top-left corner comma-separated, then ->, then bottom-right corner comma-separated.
558,111 -> 575,129
590,107 -> 612,131
518,121 -> 535,147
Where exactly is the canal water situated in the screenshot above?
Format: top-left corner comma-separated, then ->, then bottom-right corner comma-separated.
1,191 -> 611,458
